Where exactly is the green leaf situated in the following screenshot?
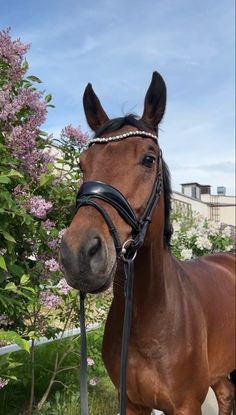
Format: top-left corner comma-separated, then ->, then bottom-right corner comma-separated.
27,331 -> 36,338
27,75 -> 42,83
21,286 -> 35,293
14,337 -> 30,353
0,176 -> 11,184
39,173 -> 53,187
1,231 -> 16,243
47,162 -> 54,172
0,331 -> 30,353
20,274 -> 30,285
4,282 -> 17,292
22,59 -> 29,72
6,169 -> 23,179
45,94 -> 52,103
0,256 -> 7,271
3,375 -> 18,380
39,130 -> 48,137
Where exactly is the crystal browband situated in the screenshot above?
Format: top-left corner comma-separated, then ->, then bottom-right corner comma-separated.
88,130 -> 158,147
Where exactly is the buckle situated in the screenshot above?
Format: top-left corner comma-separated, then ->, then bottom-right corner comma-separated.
120,239 -> 137,262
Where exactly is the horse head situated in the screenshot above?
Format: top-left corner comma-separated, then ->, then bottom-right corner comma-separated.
60,72 -> 169,293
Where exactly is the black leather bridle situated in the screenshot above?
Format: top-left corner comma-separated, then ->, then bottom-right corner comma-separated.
76,131 -> 163,415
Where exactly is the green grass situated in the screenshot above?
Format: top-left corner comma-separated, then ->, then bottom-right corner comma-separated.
0,327 -> 118,415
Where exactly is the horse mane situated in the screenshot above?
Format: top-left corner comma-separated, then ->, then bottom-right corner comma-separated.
94,114 -> 173,248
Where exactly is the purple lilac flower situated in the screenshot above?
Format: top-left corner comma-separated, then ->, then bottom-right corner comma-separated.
58,229 -> 67,241
47,239 -> 58,250
0,313 -> 13,326
41,219 -> 56,231
27,196 -> 53,219
61,124 -> 89,148
0,378 -> 9,389
5,86 -> 48,179
39,291 -> 61,308
0,29 -> 53,180
0,28 -> 30,85
56,278 -> 72,295
44,258 -> 60,272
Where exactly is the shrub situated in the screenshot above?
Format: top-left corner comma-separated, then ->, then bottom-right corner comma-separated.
171,206 -> 234,260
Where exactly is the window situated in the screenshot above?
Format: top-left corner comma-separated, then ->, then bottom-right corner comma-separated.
191,186 -> 197,199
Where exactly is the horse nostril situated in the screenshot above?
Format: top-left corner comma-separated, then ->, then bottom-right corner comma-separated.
87,237 -> 102,258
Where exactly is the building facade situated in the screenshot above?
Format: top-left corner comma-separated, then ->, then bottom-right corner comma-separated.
172,183 -> 235,227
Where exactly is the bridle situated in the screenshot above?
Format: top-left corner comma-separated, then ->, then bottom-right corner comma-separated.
75,130 -> 163,415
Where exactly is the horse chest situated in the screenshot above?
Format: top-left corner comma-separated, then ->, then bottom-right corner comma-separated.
103,331 -> 177,409
126,344 -> 175,410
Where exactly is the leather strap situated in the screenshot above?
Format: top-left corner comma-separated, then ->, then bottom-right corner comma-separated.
119,259 -> 134,414
79,292 -> 89,415
76,181 -> 139,233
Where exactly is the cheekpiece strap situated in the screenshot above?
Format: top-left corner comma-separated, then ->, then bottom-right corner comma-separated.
88,130 -> 158,147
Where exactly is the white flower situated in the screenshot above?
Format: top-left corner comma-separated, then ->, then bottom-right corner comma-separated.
180,248 -> 193,261
195,235 -> 212,251
207,221 -> 221,236
0,378 -> 9,389
225,245 -> 233,252
172,220 -> 180,232
221,226 -> 231,238
186,228 -> 196,239
89,377 -> 98,386
87,357 -> 95,366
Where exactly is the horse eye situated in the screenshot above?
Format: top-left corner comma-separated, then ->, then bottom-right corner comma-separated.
142,155 -> 156,168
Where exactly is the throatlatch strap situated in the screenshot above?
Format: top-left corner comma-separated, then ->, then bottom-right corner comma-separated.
80,292 -> 89,415
119,259 -> 134,415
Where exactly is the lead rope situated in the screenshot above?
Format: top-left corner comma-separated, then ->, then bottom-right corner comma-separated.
79,257 -> 135,415
79,291 -> 89,415
119,258 -> 134,415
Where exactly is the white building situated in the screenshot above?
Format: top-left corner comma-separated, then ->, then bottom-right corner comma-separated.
172,183 -> 235,227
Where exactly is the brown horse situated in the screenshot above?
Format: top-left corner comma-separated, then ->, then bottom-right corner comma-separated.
60,72 -> 236,415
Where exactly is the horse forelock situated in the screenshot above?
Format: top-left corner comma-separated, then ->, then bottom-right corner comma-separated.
91,114 -> 173,248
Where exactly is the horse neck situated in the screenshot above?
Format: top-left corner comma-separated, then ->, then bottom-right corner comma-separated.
113,200 -> 175,311
133,241 -> 174,308
113,240 -> 175,325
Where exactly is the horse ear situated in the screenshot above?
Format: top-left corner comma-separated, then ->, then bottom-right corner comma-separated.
83,83 -> 109,132
141,71 -> 167,128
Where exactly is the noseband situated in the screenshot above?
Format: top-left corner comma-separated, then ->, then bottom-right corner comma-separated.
75,130 -> 163,415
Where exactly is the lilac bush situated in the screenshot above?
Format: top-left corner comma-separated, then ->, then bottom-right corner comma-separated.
0,27 -> 84,397
0,29 -> 110,407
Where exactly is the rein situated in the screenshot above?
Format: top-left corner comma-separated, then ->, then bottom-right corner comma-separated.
75,131 -> 162,415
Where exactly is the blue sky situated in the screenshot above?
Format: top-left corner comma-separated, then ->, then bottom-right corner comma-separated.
1,0 -> 235,194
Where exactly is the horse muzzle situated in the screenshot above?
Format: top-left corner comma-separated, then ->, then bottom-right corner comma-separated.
60,229 -> 116,293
